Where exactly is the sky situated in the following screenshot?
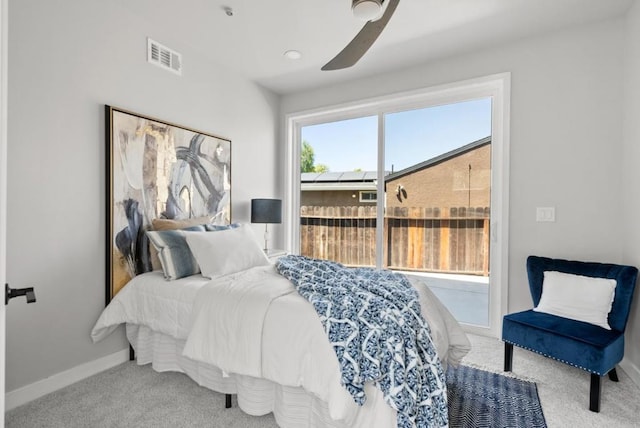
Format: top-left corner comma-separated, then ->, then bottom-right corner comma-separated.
301,98 -> 492,173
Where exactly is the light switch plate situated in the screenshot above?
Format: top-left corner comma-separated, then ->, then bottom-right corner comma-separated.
536,207 -> 555,222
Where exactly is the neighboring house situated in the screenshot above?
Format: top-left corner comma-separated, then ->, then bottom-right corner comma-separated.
385,136 -> 491,211
300,136 -> 490,211
299,137 -> 491,274
300,171 -> 385,207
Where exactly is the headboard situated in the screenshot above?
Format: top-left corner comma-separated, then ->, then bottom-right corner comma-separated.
105,105 -> 231,303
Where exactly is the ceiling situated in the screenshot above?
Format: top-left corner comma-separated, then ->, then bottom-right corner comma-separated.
123,0 -> 633,95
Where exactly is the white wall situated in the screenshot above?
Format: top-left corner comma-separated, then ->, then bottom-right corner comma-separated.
282,18 -> 628,339
622,1 -> 640,381
6,0 -> 280,392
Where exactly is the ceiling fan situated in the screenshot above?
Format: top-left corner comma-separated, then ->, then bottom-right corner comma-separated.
322,0 -> 400,71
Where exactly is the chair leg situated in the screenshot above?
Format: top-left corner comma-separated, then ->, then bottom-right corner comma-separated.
608,368 -> 619,382
589,373 -> 601,412
504,342 -> 513,372
225,394 -> 232,409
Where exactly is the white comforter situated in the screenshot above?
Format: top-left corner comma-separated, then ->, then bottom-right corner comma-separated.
91,263 -> 470,424
182,264 -> 295,378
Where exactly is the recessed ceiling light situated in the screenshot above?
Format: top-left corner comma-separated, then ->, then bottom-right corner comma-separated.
284,50 -> 302,60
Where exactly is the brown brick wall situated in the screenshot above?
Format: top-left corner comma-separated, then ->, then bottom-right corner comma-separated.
385,144 -> 490,210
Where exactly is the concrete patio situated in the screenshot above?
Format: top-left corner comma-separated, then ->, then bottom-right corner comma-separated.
404,271 -> 489,327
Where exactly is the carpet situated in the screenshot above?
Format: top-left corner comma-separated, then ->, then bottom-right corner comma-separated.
6,360 -> 549,428
447,364 -> 547,428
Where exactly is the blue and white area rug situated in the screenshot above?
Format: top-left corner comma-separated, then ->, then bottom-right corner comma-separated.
447,364 -> 547,428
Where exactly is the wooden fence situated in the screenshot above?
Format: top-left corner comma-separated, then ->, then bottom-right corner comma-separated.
300,205 -> 490,275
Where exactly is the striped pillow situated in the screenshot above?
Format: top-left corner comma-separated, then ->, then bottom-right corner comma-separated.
205,222 -> 241,231
146,225 -> 205,280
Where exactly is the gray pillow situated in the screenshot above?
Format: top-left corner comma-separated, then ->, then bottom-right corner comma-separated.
146,225 -> 205,280
205,222 -> 241,232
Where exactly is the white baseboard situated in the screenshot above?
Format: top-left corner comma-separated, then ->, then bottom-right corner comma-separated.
5,348 -> 129,411
620,357 -> 640,388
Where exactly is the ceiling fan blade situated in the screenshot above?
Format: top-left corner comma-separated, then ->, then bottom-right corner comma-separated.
322,0 -> 400,71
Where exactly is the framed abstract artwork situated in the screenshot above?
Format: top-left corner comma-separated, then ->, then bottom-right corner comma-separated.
105,105 -> 231,302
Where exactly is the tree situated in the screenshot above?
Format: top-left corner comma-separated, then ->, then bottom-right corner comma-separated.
301,140 -> 329,173
301,141 -> 315,173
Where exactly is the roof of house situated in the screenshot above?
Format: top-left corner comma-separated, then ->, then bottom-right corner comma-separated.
384,136 -> 491,182
301,171 -> 389,191
301,170 -> 379,183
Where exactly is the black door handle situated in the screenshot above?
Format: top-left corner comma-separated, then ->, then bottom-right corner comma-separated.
5,283 -> 36,305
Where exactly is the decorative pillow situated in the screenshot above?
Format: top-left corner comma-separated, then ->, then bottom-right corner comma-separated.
151,216 -> 211,231
185,224 -> 270,279
205,222 -> 241,232
146,225 -> 205,280
148,217 -> 212,271
534,270 -> 617,329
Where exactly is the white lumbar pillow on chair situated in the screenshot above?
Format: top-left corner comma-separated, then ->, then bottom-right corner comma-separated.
534,270 -> 616,330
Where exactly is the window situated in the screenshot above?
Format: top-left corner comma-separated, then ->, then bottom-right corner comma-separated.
285,73 -> 510,338
360,191 -> 377,202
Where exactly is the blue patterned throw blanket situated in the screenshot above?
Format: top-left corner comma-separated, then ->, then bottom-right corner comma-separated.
276,255 -> 448,428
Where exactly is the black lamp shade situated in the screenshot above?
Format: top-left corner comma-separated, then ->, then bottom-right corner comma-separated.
251,199 -> 282,224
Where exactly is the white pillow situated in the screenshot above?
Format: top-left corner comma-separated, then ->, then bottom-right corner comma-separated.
184,224 -> 270,279
533,270 -> 616,330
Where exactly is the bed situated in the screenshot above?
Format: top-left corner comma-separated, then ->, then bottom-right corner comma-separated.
92,224 -> 470,428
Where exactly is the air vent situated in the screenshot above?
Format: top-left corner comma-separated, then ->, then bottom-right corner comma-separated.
147,38 -> 182,75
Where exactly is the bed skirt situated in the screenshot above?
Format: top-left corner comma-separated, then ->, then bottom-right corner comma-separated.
126,324 -> 397,428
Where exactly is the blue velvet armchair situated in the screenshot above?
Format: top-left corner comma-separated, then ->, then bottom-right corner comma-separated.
502,255 -> 638,412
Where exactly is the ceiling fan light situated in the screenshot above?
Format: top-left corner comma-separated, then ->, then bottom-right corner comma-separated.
352,0 -> 382,21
